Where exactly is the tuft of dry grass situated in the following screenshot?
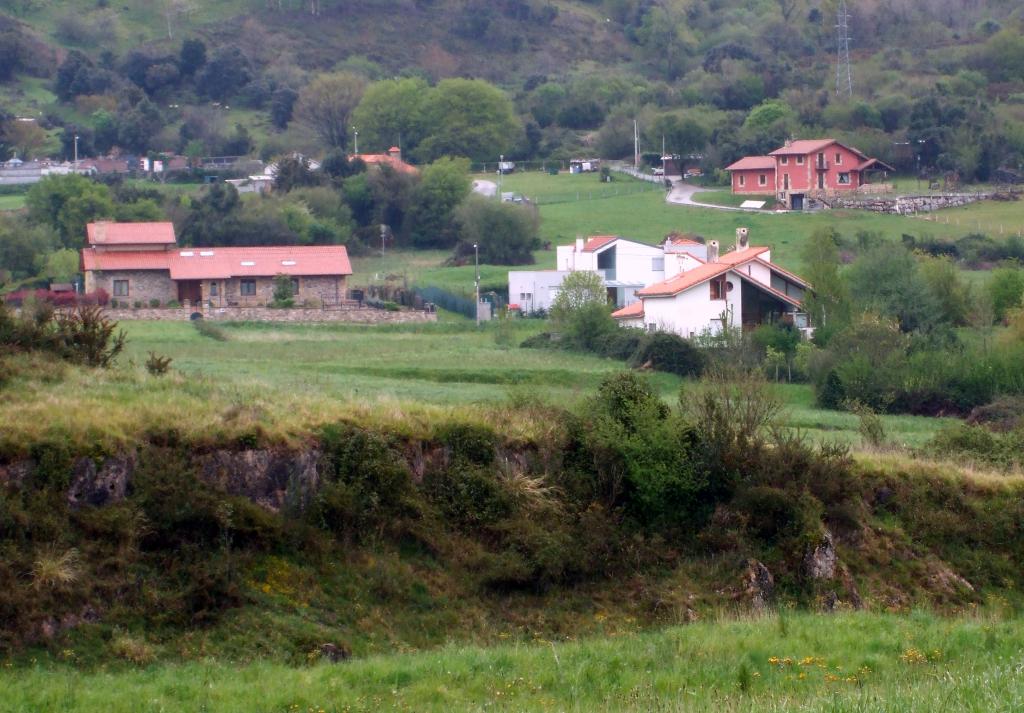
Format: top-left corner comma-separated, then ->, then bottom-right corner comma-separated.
30,547 -> 80,591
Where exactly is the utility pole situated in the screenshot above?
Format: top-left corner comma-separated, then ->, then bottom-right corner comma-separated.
835,0 -> 853,97
497,154 -> 503,200
73,134 -> 79,167
633,120 -> 640,170
473,243 -> 480,327
352,127 -> 358,154
661,135 -> 666,178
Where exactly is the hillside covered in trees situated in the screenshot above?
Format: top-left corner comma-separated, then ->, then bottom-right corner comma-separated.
1,0 -> 1023,180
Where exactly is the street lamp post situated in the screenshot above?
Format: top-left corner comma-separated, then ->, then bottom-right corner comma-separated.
73,134 -> 79,167
497,154 -> 503,200
352,127 -> 359,154
473,243 -> 480,326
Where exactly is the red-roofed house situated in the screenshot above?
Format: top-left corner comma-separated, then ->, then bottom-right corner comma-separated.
725,139 -> 894,209
351,147 -> 419,175
613,228 -> 811,336
82,221 -> 352,307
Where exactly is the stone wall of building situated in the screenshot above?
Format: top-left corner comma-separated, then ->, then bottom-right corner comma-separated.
204,275 -> 347,307
101,306 -> 437,324
87,270 -> 178,306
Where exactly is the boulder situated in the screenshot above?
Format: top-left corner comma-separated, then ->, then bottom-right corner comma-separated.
742,559 -> 774,610
803,529 -> 838,580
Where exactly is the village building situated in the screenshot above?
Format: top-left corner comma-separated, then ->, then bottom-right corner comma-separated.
725,139 -> 894,210
509,235 -> 667,314
612,228 -> 811,337
81,221 -> 351,308
350,147 -> 419,175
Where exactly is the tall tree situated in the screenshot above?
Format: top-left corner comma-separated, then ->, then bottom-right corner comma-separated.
799,227 -> 849,336
350,77 -> 430,154
415,79 -> 520,163
407,157 -> 471,249
295,72 -> 366,150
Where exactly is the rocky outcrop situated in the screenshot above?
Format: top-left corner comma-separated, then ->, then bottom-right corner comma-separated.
742,559 -> 774,610
68,455 -> 134,508
198,449 -> 322,512
803,529 -> 838,580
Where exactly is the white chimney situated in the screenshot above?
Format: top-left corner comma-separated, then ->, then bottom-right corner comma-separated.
575,236 -> 585,252
735,227 -> 749,251
707,240 -> 719,263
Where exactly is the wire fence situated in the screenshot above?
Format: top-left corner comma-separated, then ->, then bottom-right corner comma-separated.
908,209 -> 1024,238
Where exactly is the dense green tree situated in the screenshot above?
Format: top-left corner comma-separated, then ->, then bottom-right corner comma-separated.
988,267 -> 1024,323
846,243 -> 940,333
38,248 -> 80,282
196,45 -> 252,100
799,228 -> 850,337
0,215 -> 58,284
178,38 -> 207,76
415,79 -> 521,163
350,78 -> 429,154
919,254 -> 972,326
272,155 -> 323,193
269,87 -> 299,130
407,157 -> 471,249
455,196 -> 539,265
26,175 -> 116,247
549,269 -> 614,350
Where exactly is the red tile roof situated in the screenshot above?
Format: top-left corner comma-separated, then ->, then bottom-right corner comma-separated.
82,245 -> 352,279
582,236 -> 617,252
768,139 -> 837,156
351,153 -> 419,175
611,301 -> 644,320
734,271 -> 803,308
724,156 -> 776,171
637,246 -> 770,297
665,233 -> 704,245
87,221 -> 176,246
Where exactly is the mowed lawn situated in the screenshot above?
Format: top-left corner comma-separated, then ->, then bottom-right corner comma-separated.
0,194 -> 26,211
5,611 -> 1022,713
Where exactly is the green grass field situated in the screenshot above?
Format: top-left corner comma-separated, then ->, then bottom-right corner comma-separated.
492,171 -> 1024,271
5,611 -> 1021,712
0,195 -> 27,211
0,320 -> 950,455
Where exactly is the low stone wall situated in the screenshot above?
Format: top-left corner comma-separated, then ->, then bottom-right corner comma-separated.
101,306 -> 438,324
831,192 -> 999,214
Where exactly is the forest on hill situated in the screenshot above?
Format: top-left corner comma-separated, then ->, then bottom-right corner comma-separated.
0,0 -> 1022,180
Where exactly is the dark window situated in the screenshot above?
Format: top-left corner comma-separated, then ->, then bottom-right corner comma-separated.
240,279 -> 257,296
710,275 -> 727,300
739,175 -> 745,186
835,152 -> 842,164
113,280 -> 129,297
290,278 -> 300,294
210,282 -> 219,297
796,155 -> 804,165
838,172 -> 851,185
780,156 -> 788,165
758,173 -> 767,186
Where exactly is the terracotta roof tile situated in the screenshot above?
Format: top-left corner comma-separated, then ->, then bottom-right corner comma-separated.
611,301 -> 644,319
637,247 -> 769,297
87,221 -> 176,246
82,245 -> 352,279
582,236 -> 617,252
724,156 -> 776,171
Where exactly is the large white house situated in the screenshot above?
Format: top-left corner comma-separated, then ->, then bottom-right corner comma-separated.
612,228 -> 811,337
509,235 -> 668,314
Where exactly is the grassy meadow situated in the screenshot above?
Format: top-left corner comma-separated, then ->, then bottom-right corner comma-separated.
0,320 -> 951,457
0,194 -> 27,211
4,611 -> 1022,712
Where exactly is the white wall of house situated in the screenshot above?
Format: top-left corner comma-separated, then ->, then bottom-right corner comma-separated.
641,272 -> 744,337
508,270 -> 570,313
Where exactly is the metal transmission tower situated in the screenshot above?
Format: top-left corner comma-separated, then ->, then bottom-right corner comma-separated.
835,0 -> 853,97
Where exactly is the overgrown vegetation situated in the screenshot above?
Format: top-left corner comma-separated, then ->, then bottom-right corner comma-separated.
0,301 -> 125,368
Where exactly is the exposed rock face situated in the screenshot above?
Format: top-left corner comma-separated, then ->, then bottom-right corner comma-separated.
0,461 -> 32,488
927,559 -> 975,595
742,559 -> 774,610
198,449 -> 322,512
803,529 -> 838,580
68,455 -> 134,508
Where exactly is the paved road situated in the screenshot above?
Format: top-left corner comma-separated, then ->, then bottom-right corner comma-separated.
472,179 -> 497,197
666,181 -> 775,213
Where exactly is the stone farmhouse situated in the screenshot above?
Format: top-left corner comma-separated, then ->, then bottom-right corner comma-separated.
81,222 -> 351,308
612,228 -> 811,337
725,139 -> 894,210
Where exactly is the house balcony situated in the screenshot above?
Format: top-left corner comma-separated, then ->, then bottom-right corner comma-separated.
815,160 -> 829,170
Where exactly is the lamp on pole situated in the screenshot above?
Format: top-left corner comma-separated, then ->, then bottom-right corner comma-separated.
352,127 -> 359,154
497,154 -> 503,201
473,243 -> 480,326
73,134 -> 79,167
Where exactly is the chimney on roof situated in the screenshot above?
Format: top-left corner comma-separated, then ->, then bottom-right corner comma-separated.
575,236 -> 584,252
388,146 -> 401,160
707,240 -> 719,263
784,138 -> 792,148
735,227 -> 749,251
